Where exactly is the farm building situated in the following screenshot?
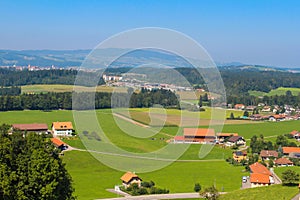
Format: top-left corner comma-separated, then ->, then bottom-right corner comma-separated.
249,162 -> 274,188
234,104 -> 245,110
260,150 -> 278,160
226,136 -> 245,146
120,172 -> 142,188
274,157 -> 293,167
183,128 -> 215,143
282,147 -> 300,157
216,133 -> 238,143
12,123 -> 49,134
51,138 -> 68,151
290,130 -> 300,140
52,122 -> 74,137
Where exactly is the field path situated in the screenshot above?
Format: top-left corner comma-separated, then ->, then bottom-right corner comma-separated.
113,113 -> 150,128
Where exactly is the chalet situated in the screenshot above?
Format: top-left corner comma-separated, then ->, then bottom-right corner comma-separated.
216,133 -> 238,143
249,162 -> 274,188
12,123 -> 48,134
52,122 -> 74,137
269,115 -> 285,122
51,138 -> 68,151
290,130 -> 300,140
233,151 -> 247,162
226,136 -> 245,147
274,157 -> 293,167
234,104 -> 245,110
120,172 -> 142,188
282,147 -> 300,157
260,150 -> 278,160
183,128 -> 215,143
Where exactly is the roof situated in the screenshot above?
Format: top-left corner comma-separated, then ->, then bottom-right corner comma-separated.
228,136 -> 244,143
51,138 -> 67,147
217,133 -> 238,137
282,147 -> 300,154
271,115 -> 285,119
12,123 -> 48,131
249,162 -> 272,176
120,172 -> 141,183
174,136 -> 185,141
290,130 -> 299,136
183,128 -> 215,137
250,173 -> 270,184
235,104 -> 245,107
260,150 -> 278,158
52,122 -> 73,130
275,157 -> 293,165
234,151 -> 247,156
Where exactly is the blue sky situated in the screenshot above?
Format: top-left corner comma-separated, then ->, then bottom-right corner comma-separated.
0,0 -> 299,67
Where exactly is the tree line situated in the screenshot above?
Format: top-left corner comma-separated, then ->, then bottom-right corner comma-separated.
0,89 -> 179,111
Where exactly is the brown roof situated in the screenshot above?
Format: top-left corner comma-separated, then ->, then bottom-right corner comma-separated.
184,128 -> 215,137
275,157 -> 293,165
120,172 -> 141,183
228,136 -> 244,143
250,173 -> 270,184
290,130 -> 299,136
283,147 -> 300,154
12,123 -> 48,131
217,133 -> 238,137
260,150 -> 278,158
249,162 -> 272,176
52,122 -> 73,130
51,138 -> 67,147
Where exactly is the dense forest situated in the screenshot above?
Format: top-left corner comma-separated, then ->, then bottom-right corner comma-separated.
0,124 -> 75,199
0,89 -> 179,111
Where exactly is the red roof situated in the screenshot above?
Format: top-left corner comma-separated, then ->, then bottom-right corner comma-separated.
120,172 -> 141,183
275,157 -> 293,165
250,173 -> 270,184
12,123 -> 48,131
290,130 -> 299,136
184,128 -> 215,137
282,147 -> 300,154
249,162 -> 272,176
51,138 -> 67,147
174,136 -> 185,141
260,150 -> 278,158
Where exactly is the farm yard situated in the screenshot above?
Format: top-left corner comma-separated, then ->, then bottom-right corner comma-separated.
1,108 -> 300,199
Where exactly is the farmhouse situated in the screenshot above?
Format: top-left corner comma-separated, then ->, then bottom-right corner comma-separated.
51,138 -> 68,151
249,162 -> 274,188
290,130 -> 300,140
216,133 -> 238,143
173,136 -> 185,143
269,115 -> 285,122
260,150 -> 278,160
282,147 -> 300,157
12,123 -> 48,134
120,172 -> 142,188
183,128 -> 215,143
233,151 -> 247,162
234,104 -> 245,110
226,136 -> 245,146
52,122 -> 74,137
274,157 -> 293,167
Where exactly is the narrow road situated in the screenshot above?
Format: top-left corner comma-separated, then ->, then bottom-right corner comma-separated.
113,113 -> 150,128
292,193 -> 300,200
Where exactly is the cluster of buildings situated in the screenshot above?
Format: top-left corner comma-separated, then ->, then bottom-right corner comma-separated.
172,128 -> 246,147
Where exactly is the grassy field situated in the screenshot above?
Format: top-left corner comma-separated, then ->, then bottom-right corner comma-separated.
21,84 -> 127,93
219,184 -> 298,200
249,87 -> 300,97
274,166 -> 300,179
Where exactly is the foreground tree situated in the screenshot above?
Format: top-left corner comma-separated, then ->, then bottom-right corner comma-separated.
200,185 -> 219,200
0,125 -> 75,200
282,169 -> 300,186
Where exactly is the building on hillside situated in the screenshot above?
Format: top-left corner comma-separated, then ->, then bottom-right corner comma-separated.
290,130 -> 300,140
274,157 -> 293,167
52,122 -> 74,137
269,115 -> 285,122
249,162 -> 274,188
102,74 -> 122,82
51,138 -> 68,151
233,151 -> 247,162
234,104 -> 245,110
260,150 -> 278,160
216,133 -> 238,143
282,147 -> 300,157
183,128 -> 215,143
12,123 -> 49,134
120,172 -> 142,188
226,136 -> 245,147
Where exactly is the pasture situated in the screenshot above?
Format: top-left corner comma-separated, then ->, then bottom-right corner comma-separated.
248,87 -> 300,97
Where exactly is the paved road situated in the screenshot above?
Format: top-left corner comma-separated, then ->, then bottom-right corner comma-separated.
292,193 -> 300,200
96,192 -> 201,200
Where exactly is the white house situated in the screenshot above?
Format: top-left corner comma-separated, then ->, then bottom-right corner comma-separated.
52,122 -> 74,137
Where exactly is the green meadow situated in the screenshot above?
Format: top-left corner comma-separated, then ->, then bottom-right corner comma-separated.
249,87 -> 300,97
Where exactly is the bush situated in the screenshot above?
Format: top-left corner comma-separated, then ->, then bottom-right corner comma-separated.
194,183 -> 201,192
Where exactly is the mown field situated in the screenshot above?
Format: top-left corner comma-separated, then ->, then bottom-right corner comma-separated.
21,84 -> 127,93
1,109 -> 300,199
249,87 -> 300,97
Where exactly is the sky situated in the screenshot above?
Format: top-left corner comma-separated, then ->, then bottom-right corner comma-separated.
0,0 -> 300,67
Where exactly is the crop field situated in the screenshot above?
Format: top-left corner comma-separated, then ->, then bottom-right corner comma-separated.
248,87 -> 300,97
21,84 -> 127,93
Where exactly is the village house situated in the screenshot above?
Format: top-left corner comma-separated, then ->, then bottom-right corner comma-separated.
249,162 -> 274,188
173,136 -> 185,143
290,130 -> 300,140
12,123 -> 49,134
274,157 -> 293,167
260,150 -> 278,160
234,104 -> 245,110
282,147 -> 300,157
269,114 -> 285,122
120,172 -> 142,188
51,138 -> 68,151
226,136 -> 245,147
216,133 -> 238,143
183,128 -> 216,143
233,151 -> 247,162
52,122 -> 74,137
261,106 -> 271,112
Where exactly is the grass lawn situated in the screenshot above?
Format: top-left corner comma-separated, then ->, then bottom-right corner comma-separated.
219,184 -> 298,200
274,166 -> 300,179
249,87 -> 300,97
